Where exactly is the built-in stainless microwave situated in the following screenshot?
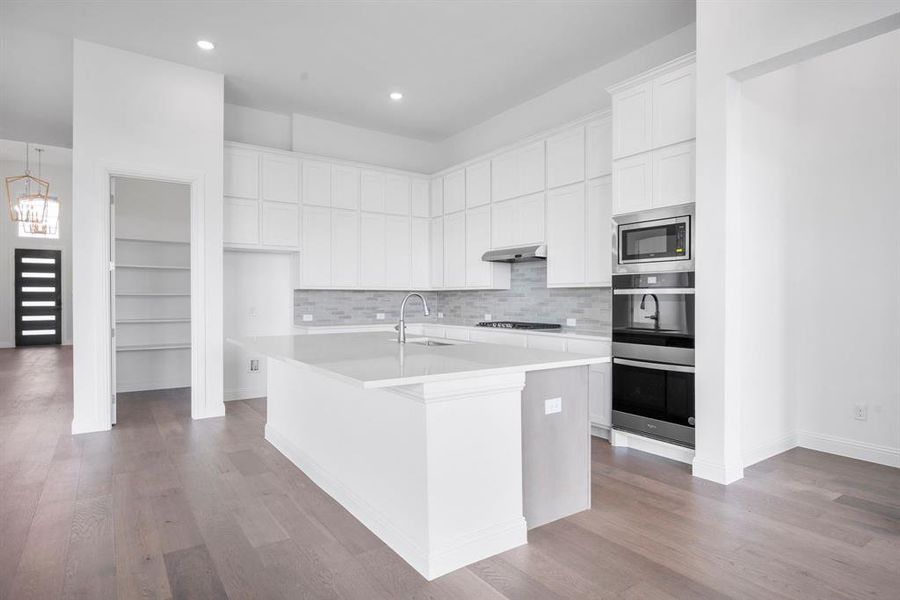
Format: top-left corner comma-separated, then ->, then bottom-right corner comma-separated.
613,203 -> 694,274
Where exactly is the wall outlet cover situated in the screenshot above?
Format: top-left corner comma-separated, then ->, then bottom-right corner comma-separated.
437,312 -> 444,319
249,359 -> 260,372
566,318 -> 577,327
376,313 -> 385,320
545,397 -> 562,415
302,314 -> 314,322
484,313 -> 492,321
853,403 -> 867,421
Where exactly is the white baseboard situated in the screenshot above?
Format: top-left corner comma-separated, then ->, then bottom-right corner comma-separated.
116,379 -> 190,394
691,456 -> 744,485
610,428 -> 695,465
743,431 -> 798,468
224,387 -> 265,402
591,423 -> 611,440
265,424 -> 526,580
71,417 -> 109,435
797,430 -> 900,468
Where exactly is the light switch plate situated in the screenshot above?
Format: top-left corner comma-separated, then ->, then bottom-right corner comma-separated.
484,313 -> 492,321
302,314 -> 313,322
566,318 -> 577,327
438,312 -> 444,319
376,313 -> 385,320
545,397 -> 562,415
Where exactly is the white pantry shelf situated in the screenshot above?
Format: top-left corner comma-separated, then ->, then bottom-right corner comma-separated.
115,292 -> 190,297
116,237 -> 190,245
116,342 -> 191,352
116,318 -> 190,324
116,264 -> 190,271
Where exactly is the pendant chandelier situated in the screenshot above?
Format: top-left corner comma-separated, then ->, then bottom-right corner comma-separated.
6,143 -> 51,226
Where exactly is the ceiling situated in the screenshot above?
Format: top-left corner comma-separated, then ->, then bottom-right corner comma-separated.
1,1 -> 695,148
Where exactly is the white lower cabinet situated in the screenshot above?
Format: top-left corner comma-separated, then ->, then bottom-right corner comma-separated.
547,182 -> 586,286
224,197 -> 260,246
330,209 -> 359,287
411,217 -> 430,288
589,363 -> 612,430
262,202 -> 300,248
301,206 -> 331,286
360,213 -> 386,287
385,215 -> 411,288
443,211 -> 466,288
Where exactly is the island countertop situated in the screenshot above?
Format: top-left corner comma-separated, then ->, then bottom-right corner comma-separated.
230,331 -> 609,389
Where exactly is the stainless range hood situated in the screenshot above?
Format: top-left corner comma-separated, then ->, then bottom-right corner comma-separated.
481,244 -> 547,263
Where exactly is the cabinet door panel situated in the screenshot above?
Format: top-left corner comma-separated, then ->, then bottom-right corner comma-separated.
491,199 -> 517,249
384,174 -> 410,215
518,141 -> 545,196
612,83 -> 651,159
443,170 -> 466,214
301,206 -> 331,285
586,118 -> 613,179
411,179 -> 430,217
547,182 -> 586,286
224,148 -> 259,199
385,215 -> 411,287
465,160 -> 491,207
518,192 -> 545,245
302,160 -> 332,206
263,154 -> 299,203
224,197 -> 259,245
586,176 -> 612,286
612,153 -> 651,215
443,211 -> 466,288
263,202 -> 300,248
652,141 -> 695,208
466,205 -> 492,288
360,171 -> 386,212
491,150 -> 518,202
589,363 -> 612,428
411,217 -> 430,287
331,209 -> 359,287
360,213 -> 386,287
430,217 -> 444,288
429,178 -> 443,217
332,165 -> 360,210
652,64 -> 696,148
547,126 -> 585,189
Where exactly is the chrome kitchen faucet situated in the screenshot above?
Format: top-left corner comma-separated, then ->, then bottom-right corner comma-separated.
397,292 -> 430,343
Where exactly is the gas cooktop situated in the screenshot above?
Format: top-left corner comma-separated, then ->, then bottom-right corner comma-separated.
476,321 -> 562,330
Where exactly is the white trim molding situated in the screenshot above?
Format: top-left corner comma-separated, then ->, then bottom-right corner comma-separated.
797,431 -> 900,469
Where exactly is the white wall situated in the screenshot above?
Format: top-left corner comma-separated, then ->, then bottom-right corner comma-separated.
225,103 -> 292,151
223,251 -> 294,400
0,144 -> 73,346
72,40 -> 224,433
695,0 -> 900,483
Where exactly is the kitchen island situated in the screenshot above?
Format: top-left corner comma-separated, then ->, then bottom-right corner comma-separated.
230,332 -> 608,580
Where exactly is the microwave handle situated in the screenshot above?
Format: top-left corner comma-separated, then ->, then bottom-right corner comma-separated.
613,288 -> 695,295
613,358 -> 695,373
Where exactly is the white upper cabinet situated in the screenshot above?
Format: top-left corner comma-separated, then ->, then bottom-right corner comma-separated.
331,165 -> 360,210
491,141 -> 545,202
465,205 -> 492,288
384,174 -> 410,215
262,202 -> 300,248
586,118 -> 613,179
302,160 -> 332,206
385,215 -> 411,287
612,153 -> 651,215
411,217 -> 430,288
330,208 -> 359,287
224,147 -> 259,199
652,63 -> 696,149
611,82 -> 652,159
429,178 -> 443,217
360,170 -> 386,212
262,154 -> 299,203
465,160 -> 491,207
223,198 -> 259,246
430,217 -> 444,288
443,211 -> 466,288
492,192 -> 544,249
411,179 -> 430,217
360,212 -> 386,287
586,176 -> 612,286
547,126 -> 585,189
443,169 -> 466,214
546,182 -> 586,287
301,206 -> 331,285
652,141 -> 695,209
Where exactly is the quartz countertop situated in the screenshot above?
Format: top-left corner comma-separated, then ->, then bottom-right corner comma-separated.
230,331 -> 609,389
292,318 -> 611,341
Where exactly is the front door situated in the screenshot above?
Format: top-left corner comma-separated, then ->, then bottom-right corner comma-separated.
14,248 -> 62,346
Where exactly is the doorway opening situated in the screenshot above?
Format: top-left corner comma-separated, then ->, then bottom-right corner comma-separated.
110,176 -> 191,424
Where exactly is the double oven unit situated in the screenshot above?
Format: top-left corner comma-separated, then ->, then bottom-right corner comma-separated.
611,204 -> 696,447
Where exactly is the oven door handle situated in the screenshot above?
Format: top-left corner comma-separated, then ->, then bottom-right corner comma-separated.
613,358 -> 695,373
613,288 -> 695,295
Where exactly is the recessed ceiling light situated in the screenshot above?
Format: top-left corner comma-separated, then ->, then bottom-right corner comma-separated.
389,92 -> 403,101
197,40 -> 215,51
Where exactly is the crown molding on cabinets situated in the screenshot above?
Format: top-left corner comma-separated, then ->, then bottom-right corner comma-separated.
605,52 -> 696,95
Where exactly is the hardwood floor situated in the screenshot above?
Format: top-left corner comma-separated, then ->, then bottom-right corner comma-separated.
1,345 -> 898,599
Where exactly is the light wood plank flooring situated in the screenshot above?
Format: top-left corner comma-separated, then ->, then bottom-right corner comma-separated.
1,346 -> 898,599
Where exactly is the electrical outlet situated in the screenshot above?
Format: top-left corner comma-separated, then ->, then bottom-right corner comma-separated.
484,313 -> 492,321
853,403 -> 867,421
566,318 -> 577,327
248,307 -> 257,318
302,314 -> 313,322
437,312 -> 444,319
376,313 -> 385,320
249,359 -> 259,372
545,397 -> 562,415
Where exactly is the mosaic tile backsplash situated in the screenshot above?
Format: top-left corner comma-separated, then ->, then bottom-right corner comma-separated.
294,261 -> 611,332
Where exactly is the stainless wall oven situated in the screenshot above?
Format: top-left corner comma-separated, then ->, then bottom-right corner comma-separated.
613,203 -> 694,274
611,266 -> 695,447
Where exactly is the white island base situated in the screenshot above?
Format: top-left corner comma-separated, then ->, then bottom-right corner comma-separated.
265,358 -> 528,580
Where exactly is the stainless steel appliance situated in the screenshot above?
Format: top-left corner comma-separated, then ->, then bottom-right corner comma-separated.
611,270 -> 695,447
476,321 -> 561,330
482,244 -> 547,263
613,203 -> 694,274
